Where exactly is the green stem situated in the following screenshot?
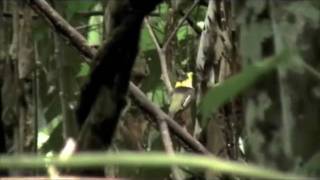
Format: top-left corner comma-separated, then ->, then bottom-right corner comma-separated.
0,152 -> 313,180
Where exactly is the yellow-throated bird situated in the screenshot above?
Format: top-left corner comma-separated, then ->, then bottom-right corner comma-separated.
168,72 -> 195,133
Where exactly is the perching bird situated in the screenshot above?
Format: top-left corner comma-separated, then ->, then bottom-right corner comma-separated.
169,72 -> 195,133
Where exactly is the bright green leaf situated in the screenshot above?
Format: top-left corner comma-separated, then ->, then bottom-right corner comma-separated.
177,25 -> 188,41
151,85 -> 169,108
77,62 -> 91,77
140,27 -> 156,51
158,2 -> 169,14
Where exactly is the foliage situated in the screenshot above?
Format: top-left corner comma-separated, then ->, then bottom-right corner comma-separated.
199,49 -> 294,126
0,0 -> 320,179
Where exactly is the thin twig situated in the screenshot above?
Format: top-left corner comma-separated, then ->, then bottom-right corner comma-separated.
163,0 -> 200,51
145,18 -> 173,93
1,11 -> 38,19
178,11 -> 202,36
33,42 -> 39,154
75,22 -> 103,31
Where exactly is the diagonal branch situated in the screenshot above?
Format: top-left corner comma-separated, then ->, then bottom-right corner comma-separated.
129,83 -> 210,154
163,0 -> 200,51
145,18 -> 173,93
29,0 -> 96,61
28,0 -> 210,155
179,11 -> 202,36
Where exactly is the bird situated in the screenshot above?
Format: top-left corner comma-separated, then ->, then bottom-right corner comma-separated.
168,72 -> 195,134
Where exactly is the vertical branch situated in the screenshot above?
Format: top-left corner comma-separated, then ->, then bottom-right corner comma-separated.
3,0 -> 38,175
0,89 -> 7,176
0,61 -> 8,177
17,0 -> 36,154
10,0 -> 22,154
157,119 -> 183,180
51,0 -> 78,140
269,0 -> 294,159
54,34 -> 78,140
33,41 -> 40,153
145,18 -> 181,180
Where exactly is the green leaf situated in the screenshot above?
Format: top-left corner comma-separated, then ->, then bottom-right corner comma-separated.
148,85 -> 169,108
77,62 -> 90,77
199,50 -> 292,127
157,2 -> 169,14
140,21 -> 165,51
140,2 -> 168,51
177,25 -> 188,42
140,27 -> 156,51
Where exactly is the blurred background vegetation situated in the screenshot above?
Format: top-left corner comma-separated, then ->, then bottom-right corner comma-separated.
1,0 -> 320,179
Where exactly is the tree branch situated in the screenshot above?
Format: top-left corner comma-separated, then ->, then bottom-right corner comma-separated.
145,18 -> 173,93
28,0 -> 210,155
163,0 -> 200,51
179,11 -> 202,36
144,0 -> 200,94
157,118 -> 183,180
129,83 -> 210,154
29,0 -> 96,61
